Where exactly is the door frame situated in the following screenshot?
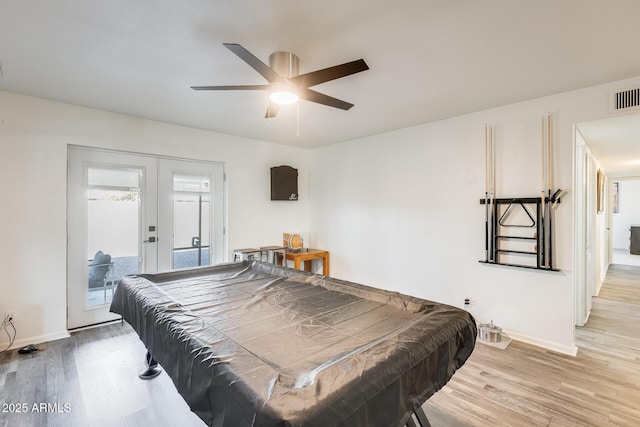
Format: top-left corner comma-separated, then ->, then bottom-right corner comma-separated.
573,127 -> 587,327
573,127 -> 606,327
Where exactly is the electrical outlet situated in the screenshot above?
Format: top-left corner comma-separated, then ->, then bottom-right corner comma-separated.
4,311 -> 14,323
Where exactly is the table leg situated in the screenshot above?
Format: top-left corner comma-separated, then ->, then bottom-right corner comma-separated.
322,255 -> 329,276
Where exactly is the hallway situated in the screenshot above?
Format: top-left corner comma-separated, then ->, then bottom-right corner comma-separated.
575,264 -> 640,361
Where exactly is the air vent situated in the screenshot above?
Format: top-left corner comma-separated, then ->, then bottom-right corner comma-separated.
614,88 -> 640,110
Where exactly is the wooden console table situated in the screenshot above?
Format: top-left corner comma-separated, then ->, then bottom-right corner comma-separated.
284,249 -> 330,276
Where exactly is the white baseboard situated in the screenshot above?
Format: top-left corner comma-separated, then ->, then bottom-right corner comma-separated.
0,330 -> 70,351
503,329 -> 578,356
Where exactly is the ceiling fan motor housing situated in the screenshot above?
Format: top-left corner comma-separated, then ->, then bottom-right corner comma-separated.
269,51 -> 300,78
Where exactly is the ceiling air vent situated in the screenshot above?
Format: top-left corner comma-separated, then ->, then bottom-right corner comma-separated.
612,87 -> 640,113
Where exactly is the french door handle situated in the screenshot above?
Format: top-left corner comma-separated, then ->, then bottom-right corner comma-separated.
144,237 -> 157,243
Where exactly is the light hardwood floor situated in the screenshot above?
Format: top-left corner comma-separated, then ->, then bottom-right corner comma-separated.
424,264 -> 640,426
0,322 -> 204,427
1,265 -> 639,426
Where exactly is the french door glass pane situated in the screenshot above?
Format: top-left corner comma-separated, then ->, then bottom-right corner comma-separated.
87,167 -> 141,306
173,174 -> 211,269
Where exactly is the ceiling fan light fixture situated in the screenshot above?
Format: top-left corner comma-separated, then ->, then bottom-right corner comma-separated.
269,89 -> 299,105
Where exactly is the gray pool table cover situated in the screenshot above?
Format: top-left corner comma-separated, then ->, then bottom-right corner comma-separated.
110,261 -> 476,427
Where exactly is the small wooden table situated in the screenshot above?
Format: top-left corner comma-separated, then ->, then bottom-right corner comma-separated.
284,249 -> 330,276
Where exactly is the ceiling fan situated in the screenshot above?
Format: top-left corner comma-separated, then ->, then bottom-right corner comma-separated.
191,43 -> 369,118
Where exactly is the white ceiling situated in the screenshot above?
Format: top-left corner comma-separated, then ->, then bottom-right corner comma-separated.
578,112 -> 640,178
1,1 -> 640,149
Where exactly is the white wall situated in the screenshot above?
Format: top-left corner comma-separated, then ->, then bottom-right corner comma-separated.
611,179 -> 640,249
309,75 -> 640,354
0,90 -> 310,346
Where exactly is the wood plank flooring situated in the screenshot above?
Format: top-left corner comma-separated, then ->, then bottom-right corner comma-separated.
0,322 -> 204,427
424,264 -> 640,426
1,264 -> 639,426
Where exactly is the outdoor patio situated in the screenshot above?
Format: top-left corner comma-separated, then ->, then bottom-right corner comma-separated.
88,248 -> 211,306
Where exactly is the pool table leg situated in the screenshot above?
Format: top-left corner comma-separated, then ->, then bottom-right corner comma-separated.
138,351 -> 162,380
413,406 -> 431,427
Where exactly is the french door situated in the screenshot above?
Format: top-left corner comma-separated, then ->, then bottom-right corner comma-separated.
157,159 -> 225,272
67,147 -> 225,329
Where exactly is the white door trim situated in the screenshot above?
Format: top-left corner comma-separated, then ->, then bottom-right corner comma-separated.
573,127 -> 587,327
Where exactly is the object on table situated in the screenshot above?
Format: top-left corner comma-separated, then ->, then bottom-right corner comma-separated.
282,232 -> 303,251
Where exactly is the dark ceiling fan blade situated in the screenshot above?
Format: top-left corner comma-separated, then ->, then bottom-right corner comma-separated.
223,43 -> 283,83
299,88 -> 354,110
265,102 -> 280,118
290,59 -> 369,88
191,85 -> 271,91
